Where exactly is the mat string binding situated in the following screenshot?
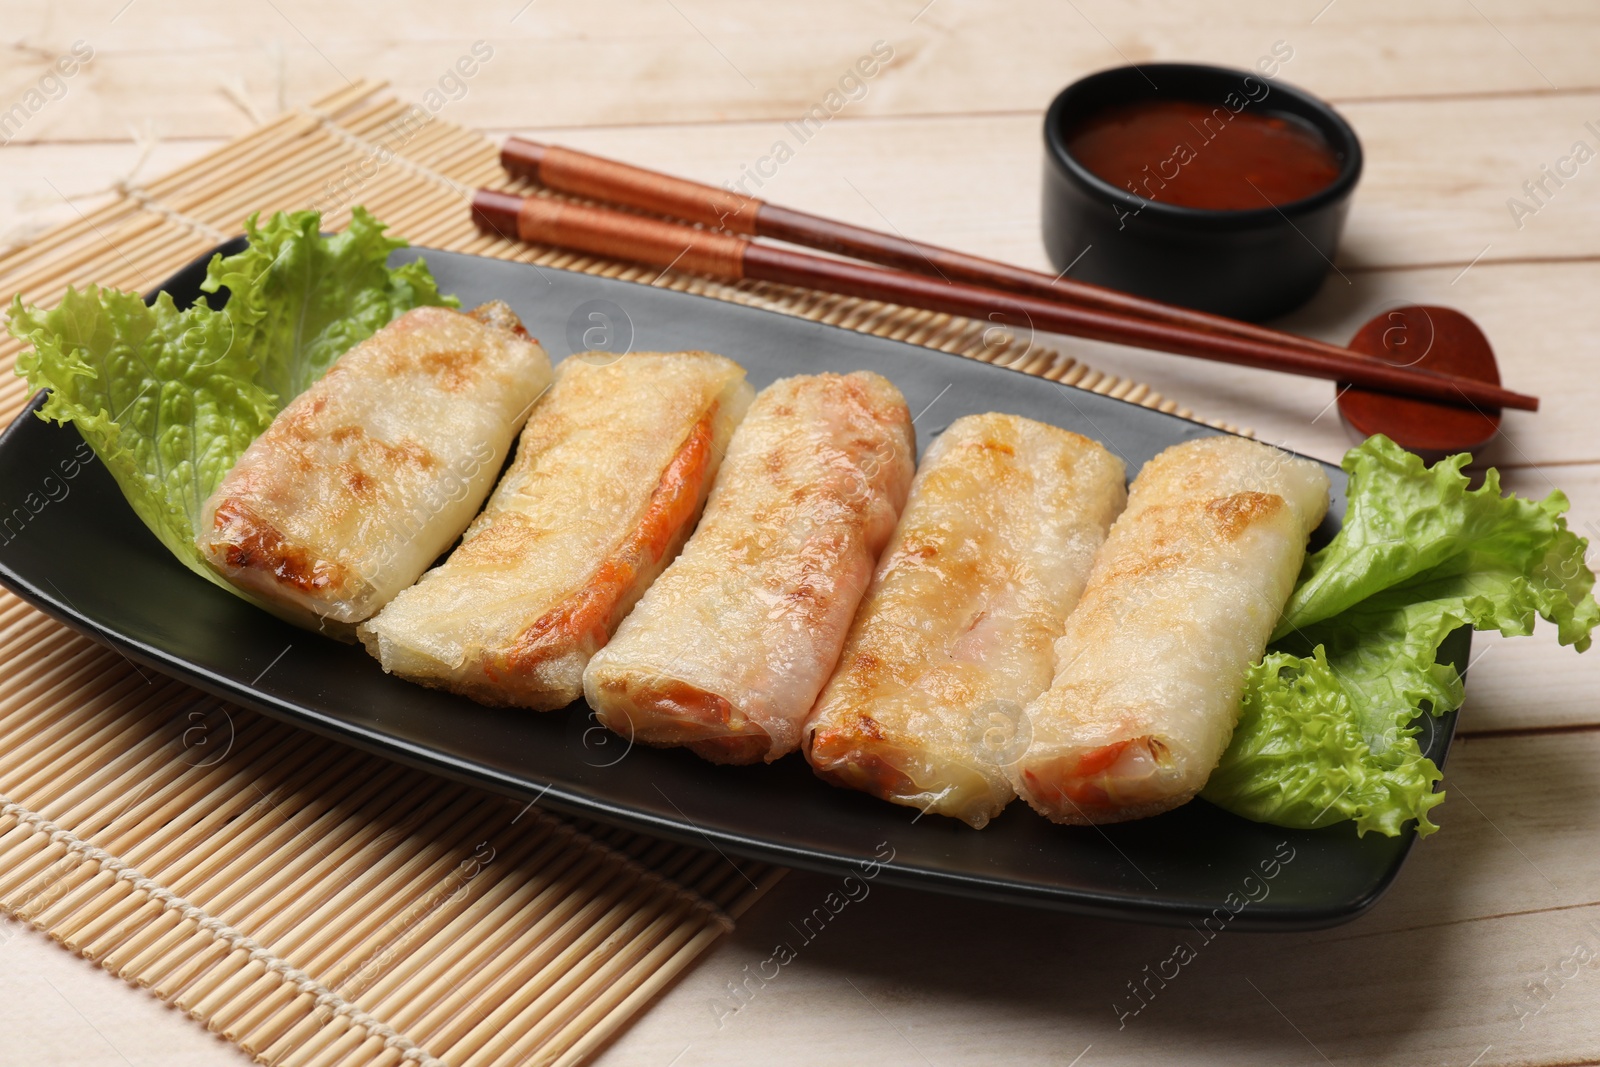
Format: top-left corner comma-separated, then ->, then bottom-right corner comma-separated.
1,794 -> 450,1067
110,180 -> 230,243
302,105 -> 472,200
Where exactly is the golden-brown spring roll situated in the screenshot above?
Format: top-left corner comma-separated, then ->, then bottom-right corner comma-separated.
583,372 -> 915,764
1014,435 -> 1330,825
359,351 -> 752,709
803,414 -> 1127,827
197,302 -> 551,630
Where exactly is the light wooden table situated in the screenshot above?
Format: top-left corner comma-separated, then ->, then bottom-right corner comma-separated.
3,2 -> 1598,1064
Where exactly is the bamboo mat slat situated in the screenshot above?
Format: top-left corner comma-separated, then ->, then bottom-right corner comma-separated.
0,79 -> 1232,1066
0,603 -> 783,1067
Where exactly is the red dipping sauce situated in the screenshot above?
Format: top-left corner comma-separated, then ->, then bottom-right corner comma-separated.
1065,99 -> 1342,211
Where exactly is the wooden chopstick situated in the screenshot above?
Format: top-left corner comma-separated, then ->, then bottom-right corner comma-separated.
471,190 -> 1539,414
500,138 -> 1408,373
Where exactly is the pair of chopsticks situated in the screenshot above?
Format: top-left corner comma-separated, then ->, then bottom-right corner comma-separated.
471,139 -> 1537,413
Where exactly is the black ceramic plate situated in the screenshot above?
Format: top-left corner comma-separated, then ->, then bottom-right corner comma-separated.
0,242 -> 1461,930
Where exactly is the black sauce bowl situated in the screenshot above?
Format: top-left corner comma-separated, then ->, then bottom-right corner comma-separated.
1042,63 -> 1362,322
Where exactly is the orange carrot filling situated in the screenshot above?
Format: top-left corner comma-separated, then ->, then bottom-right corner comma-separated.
1072,738 -> 1133,778
1025,737 -> 1166,808
809,729 -> 919,800
507,411 -> 715,671
597,657 -> 770,764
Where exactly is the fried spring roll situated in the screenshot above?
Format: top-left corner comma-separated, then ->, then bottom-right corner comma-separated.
197,302 -> 551,630
583,372 -> 915,764
1014,435 -> 1330,825
802,414 -> 1127,827
359,351 -> 752,709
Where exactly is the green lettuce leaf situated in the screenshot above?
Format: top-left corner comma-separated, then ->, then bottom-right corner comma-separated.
203,206 -> 453,402
9,208 -> 453,590
1201,648 -> 1446,837
10,287 -> 269,586
1274,435 -> 1592,640
1204,435 -> 1598,837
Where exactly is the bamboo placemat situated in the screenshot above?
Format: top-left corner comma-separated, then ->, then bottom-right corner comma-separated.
0,628 -> 781,1066
0,80 -> 1230,1066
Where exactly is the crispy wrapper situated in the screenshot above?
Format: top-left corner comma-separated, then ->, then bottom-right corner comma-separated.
359,350 -> 752,709
803,413 -> 1127,826
1014,435 -> 1330,825
197,302 -> 551,631
584,372 -> 915,764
